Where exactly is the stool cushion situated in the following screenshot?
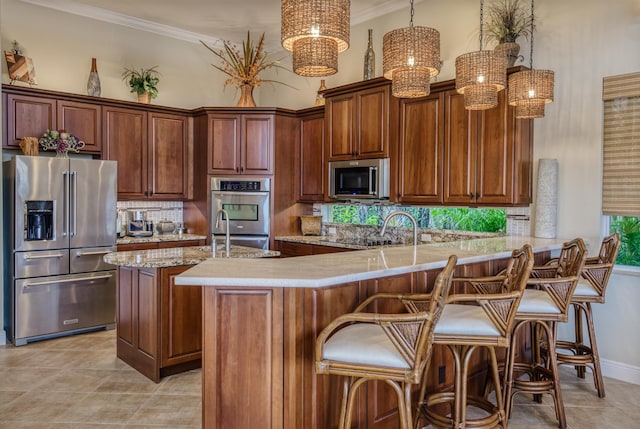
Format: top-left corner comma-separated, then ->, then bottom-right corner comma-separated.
434,304 -> 501,337
322,323 -> 410,369
517,289 -> 561,314
573,279 -> 600,297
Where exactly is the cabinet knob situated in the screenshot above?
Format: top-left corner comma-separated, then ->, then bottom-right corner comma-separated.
240,166 -> 244,173
469,193 -> 474,199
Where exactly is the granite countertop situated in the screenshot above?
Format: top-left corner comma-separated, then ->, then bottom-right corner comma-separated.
104,245 -> 280,268
116,233 -> 207,245
175,236 -> 566,289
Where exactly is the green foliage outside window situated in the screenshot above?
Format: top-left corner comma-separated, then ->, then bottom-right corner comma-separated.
609,216 -> 640,266
330,205 -> 506,233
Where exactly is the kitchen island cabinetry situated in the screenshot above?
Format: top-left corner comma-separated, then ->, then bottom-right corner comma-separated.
324,78 -> 396,161
275,240 -> 355,257
444,85 -> 533,206
203,112 -> 273,175
103,107 -> 190,200
176,236 -> 561,429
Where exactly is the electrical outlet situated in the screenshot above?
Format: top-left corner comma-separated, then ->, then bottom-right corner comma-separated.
328,227 -> 337,235
421,233 -> 432,242
438,365 -> 446,384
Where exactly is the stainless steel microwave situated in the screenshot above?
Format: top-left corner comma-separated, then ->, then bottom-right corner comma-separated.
328,158 -> 390,200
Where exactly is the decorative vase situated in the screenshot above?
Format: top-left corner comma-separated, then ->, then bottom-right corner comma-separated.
494,42 -> 522,67
237,84 -> 256,107
86,58 -> 101,96
56,150 -> 69,158
137,92 -> 151,104
315,79 -> 327,106
363,29 -> 375,80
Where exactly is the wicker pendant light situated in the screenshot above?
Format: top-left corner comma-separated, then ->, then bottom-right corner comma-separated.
455,0 -> 507,110
508,0 -> 554,118
281,0 -> 350,77
382,0 -> 440,98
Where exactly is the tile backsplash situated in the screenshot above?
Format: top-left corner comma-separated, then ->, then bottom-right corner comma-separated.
116,201 -> 183,225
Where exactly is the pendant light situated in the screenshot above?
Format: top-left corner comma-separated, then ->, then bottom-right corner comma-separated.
281,0 -> 350,77
455,0 -> 507,110
382,0 -> 441,98
508,0 -> 554,118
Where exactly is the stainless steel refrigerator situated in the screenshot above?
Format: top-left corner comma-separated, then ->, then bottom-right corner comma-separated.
3,155 -> 118,346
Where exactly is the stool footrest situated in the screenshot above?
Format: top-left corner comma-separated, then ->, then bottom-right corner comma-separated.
422,393 -> 504,429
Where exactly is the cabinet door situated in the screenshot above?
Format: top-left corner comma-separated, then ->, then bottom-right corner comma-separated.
242,114 -> 273,174
398,93 -> 444,204
160,266 -> 202,368
299,113 -> 325,202
357,85 -> 389,158
326,93 -> 355,160
444,90 -> 477,204
149,112 -> 189,199
208,114 -> 240,175
57,100 -> 102,152
5,94 -> 56,149
103,107 -> 148,200
476,90 -> 513,204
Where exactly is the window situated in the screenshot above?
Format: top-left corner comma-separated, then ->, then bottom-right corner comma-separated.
328,205 -> 506,233
603,72 -> 640,267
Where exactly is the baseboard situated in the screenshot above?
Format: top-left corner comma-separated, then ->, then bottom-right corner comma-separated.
601,358 -> 640,385
0,329 -> 6,346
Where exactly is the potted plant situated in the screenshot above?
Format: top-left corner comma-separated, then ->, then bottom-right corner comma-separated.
122,66 -> 160,104
200,32 -> 291,107
485,0 -> 533,66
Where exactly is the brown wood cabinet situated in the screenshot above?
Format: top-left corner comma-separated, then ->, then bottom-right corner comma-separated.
4,92 -> 102,153
397,92 -> 445,204
117,238 -> 205,252
325,79 -> 394,161
205,113 -> 273,175
443,87 -> 533,206
275,240 -> 355,257
298,107 -> 325,202
116,265 -> 202,383
103,107 -> 190,200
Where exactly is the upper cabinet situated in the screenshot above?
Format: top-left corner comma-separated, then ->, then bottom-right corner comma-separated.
397,92 -> 445,204
298,107 -> 325,202
3,90 -> 101,154
324,79 -> 396,161
103,107 -> 190,200
205,113 -> 273,175
443,87 -> 533,206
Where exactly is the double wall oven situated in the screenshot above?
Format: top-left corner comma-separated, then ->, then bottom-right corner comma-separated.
210,177 -> 270,250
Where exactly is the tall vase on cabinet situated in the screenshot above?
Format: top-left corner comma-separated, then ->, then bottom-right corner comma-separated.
87,58 -> 101,97
363,29 -> 375,80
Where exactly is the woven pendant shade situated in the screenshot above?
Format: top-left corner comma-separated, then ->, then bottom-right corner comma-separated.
455,50 -> 507,110
509,70 -> 554,118
281,0 -> 350,77
383,25 -> 440,98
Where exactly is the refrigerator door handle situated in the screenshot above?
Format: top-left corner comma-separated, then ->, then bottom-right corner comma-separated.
75,249 -> 112,257
70,171 -> 77,237
24,273 -> 114,287
62,171 -> 69,237
23,252 -> 65,260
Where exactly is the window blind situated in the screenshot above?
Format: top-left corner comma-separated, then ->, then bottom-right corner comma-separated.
602,72 -> 640,216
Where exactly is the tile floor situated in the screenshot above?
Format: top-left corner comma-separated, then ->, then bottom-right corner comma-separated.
0,329 -> 639,428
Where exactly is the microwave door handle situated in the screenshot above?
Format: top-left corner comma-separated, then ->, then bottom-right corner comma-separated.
369,166 -> 377,195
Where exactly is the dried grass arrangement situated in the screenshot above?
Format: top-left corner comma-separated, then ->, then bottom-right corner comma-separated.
485,0 -> 533,44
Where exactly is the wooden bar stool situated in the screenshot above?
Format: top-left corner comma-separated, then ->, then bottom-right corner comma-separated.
504,238 -> 588,429
419,244 -> 534,429
555,233 -> 620,397
315,255 -> 457,429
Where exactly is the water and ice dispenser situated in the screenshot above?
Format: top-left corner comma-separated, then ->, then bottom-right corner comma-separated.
25,200 -> 54,241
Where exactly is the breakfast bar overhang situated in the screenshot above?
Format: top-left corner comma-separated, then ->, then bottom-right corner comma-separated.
175,236 -> 565,429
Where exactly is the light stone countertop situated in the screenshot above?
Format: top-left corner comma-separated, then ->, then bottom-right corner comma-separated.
116,233 -> 208,245
175,236 -> 567,288
104,245 -> 280,268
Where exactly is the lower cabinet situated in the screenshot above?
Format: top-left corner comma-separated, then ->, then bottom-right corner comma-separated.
275,240 -> 356,257
116,239 -> 205,252
116,265 -> 202,383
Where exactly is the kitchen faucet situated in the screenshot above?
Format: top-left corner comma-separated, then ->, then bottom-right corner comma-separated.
380,211 -> 418,245
214,209 -> 231,257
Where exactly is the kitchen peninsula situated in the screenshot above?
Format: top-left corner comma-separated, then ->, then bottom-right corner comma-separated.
104,245 -> 278,382
175,236 -> 565,429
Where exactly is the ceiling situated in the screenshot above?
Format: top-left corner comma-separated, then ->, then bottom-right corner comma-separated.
20,0 -> 419,49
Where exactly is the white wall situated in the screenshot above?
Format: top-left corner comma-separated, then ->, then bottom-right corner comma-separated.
1,0 -> 639,377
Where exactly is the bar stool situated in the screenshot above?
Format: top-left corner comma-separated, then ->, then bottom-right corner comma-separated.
315,255 -> 458,429
419,244 -> 534,429
555,233 -> 620,397
504,238 -> 588,429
